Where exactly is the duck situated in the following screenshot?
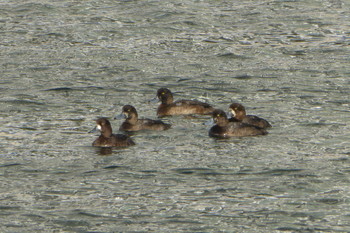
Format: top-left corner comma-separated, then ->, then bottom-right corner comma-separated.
209,109 -> 268,138
156,88 -> 214,117
91,118 -> 135,147
228,103 -> 271,129
118,105 -> 171,131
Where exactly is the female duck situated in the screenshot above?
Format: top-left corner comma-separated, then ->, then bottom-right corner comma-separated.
156,88 -> 214,117
91,118 -> 135,147
209,109 -> 267,138
228,103 -> 271,129
118,105 -> 171,131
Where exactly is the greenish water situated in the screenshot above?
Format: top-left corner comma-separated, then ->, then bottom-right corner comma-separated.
1,0 -> 350,232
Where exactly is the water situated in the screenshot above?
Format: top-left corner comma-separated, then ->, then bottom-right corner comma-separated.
1,0 -> 350,232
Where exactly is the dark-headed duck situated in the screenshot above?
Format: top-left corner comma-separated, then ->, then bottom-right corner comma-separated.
91,118 -> 135,147
118,105 -> 171,131
228,103 -> 271,129
209,109 -> 267,138
156,88 -> 214,117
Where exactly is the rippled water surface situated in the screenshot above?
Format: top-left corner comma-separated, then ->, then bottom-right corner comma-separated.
1,0 -> 350,232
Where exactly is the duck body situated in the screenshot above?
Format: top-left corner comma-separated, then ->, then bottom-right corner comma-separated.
156,88 -> 214,117
92,133 -> 135,147
228,103 -> 271,129
119,105 -> 171,131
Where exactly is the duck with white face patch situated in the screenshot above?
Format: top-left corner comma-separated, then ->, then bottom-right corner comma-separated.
90,118 -> 135,147
228,103 -> 271,129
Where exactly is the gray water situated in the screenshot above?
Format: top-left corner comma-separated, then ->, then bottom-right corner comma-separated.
1,0 -> 350,232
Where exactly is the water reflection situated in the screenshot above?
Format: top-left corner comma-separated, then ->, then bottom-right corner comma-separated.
94,147 -> 113,155
92,146 -> 134,156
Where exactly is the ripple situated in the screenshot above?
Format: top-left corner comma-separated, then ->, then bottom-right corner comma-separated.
315,198 -> 342,205
0,206 -> 21,210
1,99 -> 45,105
0,163 -> 22,168
172,167 -> 224,176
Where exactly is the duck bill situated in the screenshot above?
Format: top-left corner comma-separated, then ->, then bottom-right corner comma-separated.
226,111 -> 234,118
89,126 -> 98,133
204,118 -> 215,126
114,113 -> 126,120
148,97 -> 160,104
